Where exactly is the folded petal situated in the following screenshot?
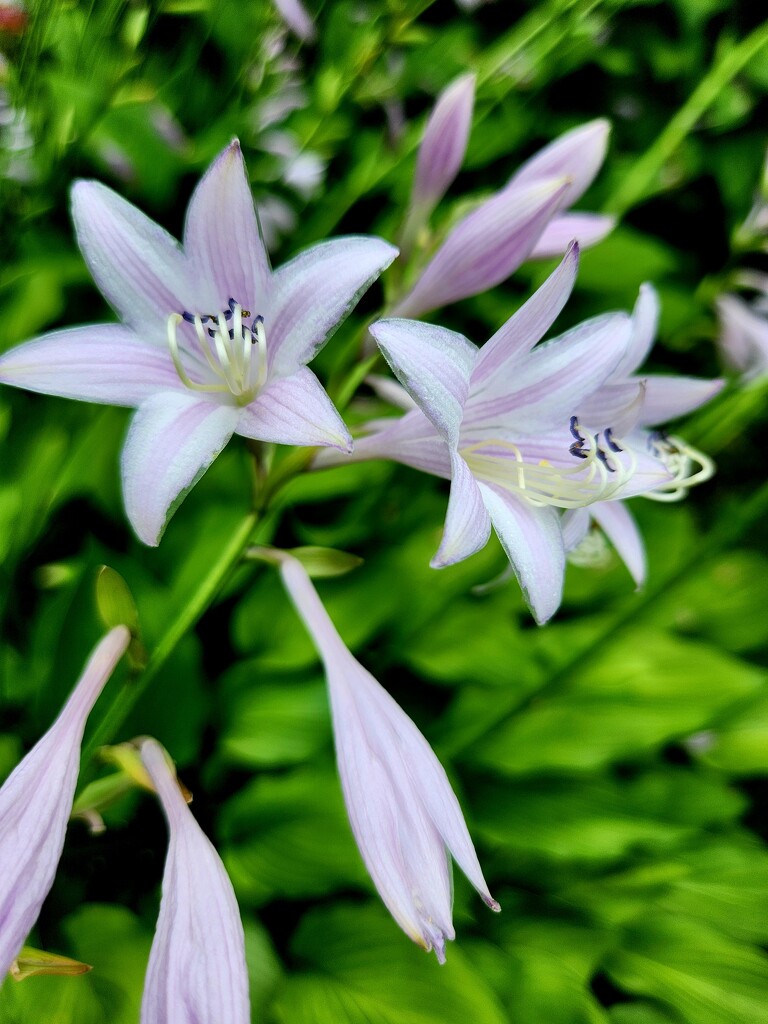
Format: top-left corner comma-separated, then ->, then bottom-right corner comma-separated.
477,484 -> 565,623
0,628 -> 129,978
71,181 -> 193,341
591,500 -> 646,587
509,119 -> 610,206
140,740 -> 250,1024
432,451 -> 492,567
370,318 -> 476,446
183,140 -> 271,316
0,325 -> 181,406
529,212 -> 615,259
412,74 -> 475,213
236,367 -> 351,450
470,242 -> 579,391
639,375 -> 725,426
464,312 -> 632,430
268,236 -> 398,378
392,178 -> 570,318
614,282 -> 660,378
122,392 -> 240,546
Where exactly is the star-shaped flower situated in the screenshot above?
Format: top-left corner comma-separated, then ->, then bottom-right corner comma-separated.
0,141 -> 397,544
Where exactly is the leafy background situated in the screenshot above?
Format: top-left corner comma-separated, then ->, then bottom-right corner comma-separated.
1,0 -> 768,1022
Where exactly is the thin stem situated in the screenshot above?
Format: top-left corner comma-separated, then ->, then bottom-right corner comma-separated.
604,21 -> 768,218
81,511 -> 258,767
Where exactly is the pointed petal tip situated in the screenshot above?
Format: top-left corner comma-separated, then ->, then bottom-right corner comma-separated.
484,894 -> 501,913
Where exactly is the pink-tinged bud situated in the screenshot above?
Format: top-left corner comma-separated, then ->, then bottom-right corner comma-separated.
393,176 -> 570,318
273,0 -> 316,42
412,74 -> 476,215
140,740 -> 250,1024
277,555 -> 499,963
0,627 -> 130,978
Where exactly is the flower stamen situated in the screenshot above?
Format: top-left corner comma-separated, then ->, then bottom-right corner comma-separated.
644,431 -> 714,502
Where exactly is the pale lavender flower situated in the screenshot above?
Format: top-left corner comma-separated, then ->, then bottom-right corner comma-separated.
0,627 -> 130,978
140,739 -> 249,1024
273,0 -> 316,42
276,553 -> 499,962
392,120 -> 614,319
717,288 -> 768,380
0,141 -> 397,545
412,74 -> 476,218
564,284 -> 721,587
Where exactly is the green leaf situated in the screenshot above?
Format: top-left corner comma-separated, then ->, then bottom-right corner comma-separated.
273,902 -> 507,1024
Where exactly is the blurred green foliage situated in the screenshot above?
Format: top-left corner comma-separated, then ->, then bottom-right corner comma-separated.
1,0 -> 768,1022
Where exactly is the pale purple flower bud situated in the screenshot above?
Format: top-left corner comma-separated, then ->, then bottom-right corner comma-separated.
0,627 -> 130,978
273,0 -> 316,42
716,293 -> 768,379
140,740 -> 250,1024
508,118 -> 611,207
277,554 -> 499,962
412,74 -> 476,215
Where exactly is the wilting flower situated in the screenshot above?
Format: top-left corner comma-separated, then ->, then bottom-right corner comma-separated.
392,120 -> 614,318
0,627 -> 130,978
717,280 -> 768,380
563,283 -> 721,586
140,739 -> 250,1024
276,553 -> 499,962
322,244 -> 680,622
0,141 -> 396,545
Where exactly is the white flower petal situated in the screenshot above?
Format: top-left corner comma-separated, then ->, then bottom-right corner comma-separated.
236,367 -> 352,450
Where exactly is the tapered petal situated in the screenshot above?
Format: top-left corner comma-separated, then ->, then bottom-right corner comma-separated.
183,140 -> 271,316
509,119 -> 610,206
529,212 -> 615,259
470,243 -> 579,390
122,392 -> 240,546
561,507 -> 590,552
614,282 -> 659,378
371,318 -> 476,446
432,451 -> 491,567
591,501 -> 646,587
464,312 -> 632,430
717,294 -> 768,375
314,408 -> 451,477
277,555 -> 497,960
0,325 -> 182,406
392,177 -> 570,318
236,367 -> 352,450
71,181 -> 193,341
412,74 -> 475,212
140,740 -> 250,1024
268,236 -> 398,378
578,380 -> 646,436
0,628 -> 129,978
477,485 -> 565,623
365,374 -> 417,411
639,376 -> 725,426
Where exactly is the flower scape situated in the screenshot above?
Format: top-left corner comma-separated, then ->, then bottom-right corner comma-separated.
0,4 -> 767,1023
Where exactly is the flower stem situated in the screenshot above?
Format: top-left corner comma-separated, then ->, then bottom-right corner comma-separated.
604,21 -> 768,218
81,511 -> 258,768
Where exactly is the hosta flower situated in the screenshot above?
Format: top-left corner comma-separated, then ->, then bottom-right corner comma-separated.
276,553 -> 499,962
564,283 -> 721,586
0,141 -> 396,545
392,120 -> 614,318
411,73 -> 476,221
320,245 -> 689,622
140,739 -> 249,1024
717,281 -> 768,380
0,627 -> 129,978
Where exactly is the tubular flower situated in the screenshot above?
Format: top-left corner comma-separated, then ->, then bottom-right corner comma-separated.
276,553 -> 499,963
392,120 -> 614,318
563,283 -> 722,587
0,627 -> 130,978
322,244 -> 679,622
140,739 -> 250,1024
0,140 -> 397,545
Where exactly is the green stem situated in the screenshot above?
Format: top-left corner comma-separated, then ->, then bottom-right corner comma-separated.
81,511 -> 258,767
604,21 -> 768,218
449,479 -> 768,756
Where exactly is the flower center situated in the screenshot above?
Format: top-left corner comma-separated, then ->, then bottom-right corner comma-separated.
166,298 -> 267,404
642,429 -> 714,502
461,417 -> 636,509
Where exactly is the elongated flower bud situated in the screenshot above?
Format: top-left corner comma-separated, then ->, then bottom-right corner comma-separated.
412,74 -> 476,216
0,627 -> 130,978
277,554 -> 499,962
140,740 -> 250,1024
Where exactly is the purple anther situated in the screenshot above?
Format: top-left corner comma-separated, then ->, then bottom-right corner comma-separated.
569,441 -> 588,460
181,311 -> 196,324
253,314 -> 265,325
604,427 -> 622,453
569,415 -> 582,441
